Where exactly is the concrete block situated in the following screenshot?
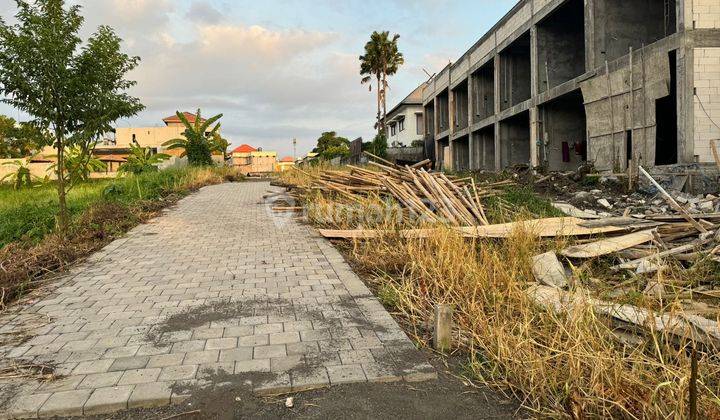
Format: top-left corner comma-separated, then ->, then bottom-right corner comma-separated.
109,356 -> 150,371
77,371 -> 123,389
38,389 -> 93,417
234,359 -> 271,373
2,392 -> 51,419
118,368 -> 161,385
127,381 -> 172,409
326,364 -> 367,384
159,364 -> 198,381
82,385 -> 134,415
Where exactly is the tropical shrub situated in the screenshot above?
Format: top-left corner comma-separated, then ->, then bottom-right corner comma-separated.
119,142 -> 170,174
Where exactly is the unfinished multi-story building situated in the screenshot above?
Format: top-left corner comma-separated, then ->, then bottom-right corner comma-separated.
423,0 -> 720,173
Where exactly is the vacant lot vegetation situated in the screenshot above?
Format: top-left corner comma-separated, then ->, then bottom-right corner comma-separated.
278,165 -> 720,418
0,166 -> 244,308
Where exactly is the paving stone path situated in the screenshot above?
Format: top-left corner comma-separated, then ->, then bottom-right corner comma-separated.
0,182 -> 435,418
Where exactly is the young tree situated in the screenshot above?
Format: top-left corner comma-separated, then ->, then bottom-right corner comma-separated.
312,131 -> 350,160
359,31 -> 404,135
0,0 -> 144,233
163,110 -> 222,166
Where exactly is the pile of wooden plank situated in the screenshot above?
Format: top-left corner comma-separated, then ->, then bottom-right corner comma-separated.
291,153 -> 511,227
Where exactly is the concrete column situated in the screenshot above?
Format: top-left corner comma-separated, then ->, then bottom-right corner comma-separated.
468,79 -> 476,170
494,54 -> 502,169
434,98 -> 440,169
679,42 -> 694,164
530,107 -> 540,167
584,0 -> 596,72
447,88 -> 454,171
530,25 -> 540,167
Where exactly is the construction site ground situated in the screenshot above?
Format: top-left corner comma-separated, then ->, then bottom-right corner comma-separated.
0,182 -> 521,419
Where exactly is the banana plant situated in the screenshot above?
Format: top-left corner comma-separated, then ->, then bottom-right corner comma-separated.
119,141 -> 170,174
1,158 -> 32,189
162,109 -> 223,166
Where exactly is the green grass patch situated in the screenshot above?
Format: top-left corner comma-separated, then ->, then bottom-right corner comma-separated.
0,166 -> 241,248
484,185 -> 564,223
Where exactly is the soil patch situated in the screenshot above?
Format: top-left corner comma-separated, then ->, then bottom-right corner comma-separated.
73,356 -> 523,420
146,299 -> 255,345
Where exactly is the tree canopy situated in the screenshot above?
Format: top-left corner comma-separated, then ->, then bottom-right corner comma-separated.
0,115 -> 47,158
0,0 -> 144,232
312,131 -> 350,160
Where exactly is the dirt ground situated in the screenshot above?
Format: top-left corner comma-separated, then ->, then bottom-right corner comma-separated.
68,355 -> 522,420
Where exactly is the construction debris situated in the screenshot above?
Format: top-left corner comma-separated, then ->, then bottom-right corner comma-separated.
278,156 -> 720,353
531,252 -> 569,288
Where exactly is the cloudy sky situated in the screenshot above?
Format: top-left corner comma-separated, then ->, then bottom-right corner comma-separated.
0,0 -> 516,158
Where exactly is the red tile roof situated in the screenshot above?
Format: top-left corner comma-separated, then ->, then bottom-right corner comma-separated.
231,144 -> 257,153
280,156 -> 294,163
163,112 -> 206,125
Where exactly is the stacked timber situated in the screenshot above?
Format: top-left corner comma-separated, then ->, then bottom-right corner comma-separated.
291,153 -> 511,227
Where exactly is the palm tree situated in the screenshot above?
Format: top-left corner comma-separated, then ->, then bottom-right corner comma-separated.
359,31 -> 404,135
119,141 -> 170,174
162,109 -> 223,166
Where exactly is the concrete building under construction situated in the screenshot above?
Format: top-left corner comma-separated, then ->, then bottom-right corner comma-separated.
422,0 -> 720,173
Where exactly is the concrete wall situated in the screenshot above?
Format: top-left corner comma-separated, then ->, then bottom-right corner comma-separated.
591,0 -> 674,68
500,112 -> 531,166
470,127 -> 496,170
233,154 -> 277,174
539,91 -> 587,171
115,126 -> 185,149
580,48 -> 672,170
693,47 -> 720,162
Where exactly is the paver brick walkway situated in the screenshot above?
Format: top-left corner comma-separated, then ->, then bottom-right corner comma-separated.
0,182 -> 434,418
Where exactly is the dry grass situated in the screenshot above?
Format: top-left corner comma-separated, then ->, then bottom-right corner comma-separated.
349,227 -> 720,418
280,166 -> 720,418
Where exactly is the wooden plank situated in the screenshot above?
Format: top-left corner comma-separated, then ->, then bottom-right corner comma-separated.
611,238 -> 712,271
531,252 -> 569,288
559,229 -> 656,259
318,217 -> 639,239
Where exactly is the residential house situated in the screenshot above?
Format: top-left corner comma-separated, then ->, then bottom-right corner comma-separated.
386,84 -> 425,147
276,156 -> 295,172
231,144 -> 277,175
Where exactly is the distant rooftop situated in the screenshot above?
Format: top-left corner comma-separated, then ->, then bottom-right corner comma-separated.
231,144 -> 257,154
387,83 -> 425,117
163,112 -> 206,125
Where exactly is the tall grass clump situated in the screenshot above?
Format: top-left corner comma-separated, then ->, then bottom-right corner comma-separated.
349,227 -> 720,418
